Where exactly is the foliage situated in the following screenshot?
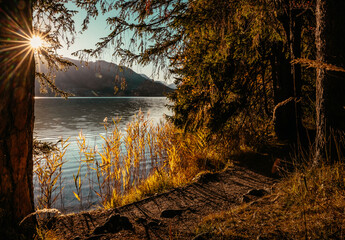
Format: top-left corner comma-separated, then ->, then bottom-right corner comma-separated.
75,0 -> 316,148
32,0 -> 79,97
169,0 -> 282,142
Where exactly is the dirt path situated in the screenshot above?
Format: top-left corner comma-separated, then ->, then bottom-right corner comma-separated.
51,166 -> 276,239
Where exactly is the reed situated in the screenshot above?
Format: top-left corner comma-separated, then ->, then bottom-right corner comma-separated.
34,111 -> 227,211
74,111 -> 226,208
34,138 -> 69,210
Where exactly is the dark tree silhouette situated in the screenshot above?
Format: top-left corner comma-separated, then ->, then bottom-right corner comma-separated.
0,0 -> 35,225
0,0 -> 76,234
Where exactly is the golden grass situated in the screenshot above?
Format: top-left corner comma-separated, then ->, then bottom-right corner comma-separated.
196,162 -> 345,239
93,111 -> 227,208
33,111 -> 228,211
34,138 -> 69,209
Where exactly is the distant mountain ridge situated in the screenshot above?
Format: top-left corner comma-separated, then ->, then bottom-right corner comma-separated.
140,73 -> 177,89
35,58 -> 174,97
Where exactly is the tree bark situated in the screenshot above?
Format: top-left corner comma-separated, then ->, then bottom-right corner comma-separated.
314,0 -> 345,164
314,0 -> 326,165
0,0 -> 35,226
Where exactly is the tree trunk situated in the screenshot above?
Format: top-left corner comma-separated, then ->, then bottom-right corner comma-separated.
289,7 -> 303,144
0,0 -> 35,226
273,4 -> 303,143
314,0 -> 345,164
272,42 -> 298,141
314,0 -> 326,165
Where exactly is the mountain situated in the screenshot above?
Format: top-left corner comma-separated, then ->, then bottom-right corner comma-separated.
168,83 -> 177,89
139,73 -> 151,80
35,58 -> 174,97
140,74 -> 177,89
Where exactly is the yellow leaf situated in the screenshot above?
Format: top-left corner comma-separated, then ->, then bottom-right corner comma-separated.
73,191 -> 80,201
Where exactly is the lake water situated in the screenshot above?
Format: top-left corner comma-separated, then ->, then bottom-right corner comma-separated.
34,97 -> 171,212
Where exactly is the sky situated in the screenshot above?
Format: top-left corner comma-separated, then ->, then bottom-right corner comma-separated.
57,3 -> 172,83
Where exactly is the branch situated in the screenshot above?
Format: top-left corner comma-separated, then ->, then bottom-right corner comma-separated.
292,58 -> 345,73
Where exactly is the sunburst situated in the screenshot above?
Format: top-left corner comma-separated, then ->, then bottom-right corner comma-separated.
0,10 -> 48,83
30,35 -> 43,49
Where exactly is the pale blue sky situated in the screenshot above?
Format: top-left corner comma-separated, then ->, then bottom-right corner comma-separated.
57,3 -> 171,83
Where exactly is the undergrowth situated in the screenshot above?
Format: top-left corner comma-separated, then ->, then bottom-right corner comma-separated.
196,162 -> 345,239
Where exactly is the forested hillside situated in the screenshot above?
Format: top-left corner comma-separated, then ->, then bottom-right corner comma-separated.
35,58 -> 173,96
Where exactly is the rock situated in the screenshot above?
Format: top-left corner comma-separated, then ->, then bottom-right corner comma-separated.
246,189 -> 268,197
194,172 -> 219,184
92,214 -> 133,235
147,219 -> 161,228
135,217 -> 147,225
242,189 -> 269,203
160,208 -> 191,218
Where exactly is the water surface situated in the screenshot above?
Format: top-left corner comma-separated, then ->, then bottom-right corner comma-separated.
34,97 -> 171,211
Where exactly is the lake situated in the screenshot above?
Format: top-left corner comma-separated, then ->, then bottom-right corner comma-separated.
34,97 -> 171,212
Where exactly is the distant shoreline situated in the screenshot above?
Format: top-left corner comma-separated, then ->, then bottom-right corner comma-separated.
35,96 -> 168,99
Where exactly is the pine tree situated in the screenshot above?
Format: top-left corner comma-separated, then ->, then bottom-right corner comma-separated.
88,0 -> 315,146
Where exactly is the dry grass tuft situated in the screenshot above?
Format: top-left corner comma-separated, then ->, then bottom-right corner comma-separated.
34,138 -> 69,209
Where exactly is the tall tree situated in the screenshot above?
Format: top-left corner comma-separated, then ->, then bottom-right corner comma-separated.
314,0 -> 345,164
272,0 -> 314,143
86,0 -> 316,146
0,0 -> 35,225
0,0 -> 76,233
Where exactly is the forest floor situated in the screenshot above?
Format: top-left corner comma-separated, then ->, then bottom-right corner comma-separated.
46,164 -> 276,240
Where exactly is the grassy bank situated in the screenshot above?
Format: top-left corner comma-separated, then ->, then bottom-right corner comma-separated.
34,111 -> 229,211
196,162 -> 345,239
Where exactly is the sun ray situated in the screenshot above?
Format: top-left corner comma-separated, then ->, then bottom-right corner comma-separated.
8,47 -> 34,79
2,47 -> 32,75
2,9 -> 33,40
9,46 -> 32,62
0,7 -> 50,88
0,44 -> 28,52
0,39 -> 31,44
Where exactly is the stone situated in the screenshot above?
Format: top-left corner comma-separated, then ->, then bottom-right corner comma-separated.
160,208 -> 191,218
194,172 -> 220,184
242,188 -> 269,203
92,214 -> 133,235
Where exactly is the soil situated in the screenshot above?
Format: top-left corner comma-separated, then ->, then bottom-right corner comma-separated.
48,166 -> 276,240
